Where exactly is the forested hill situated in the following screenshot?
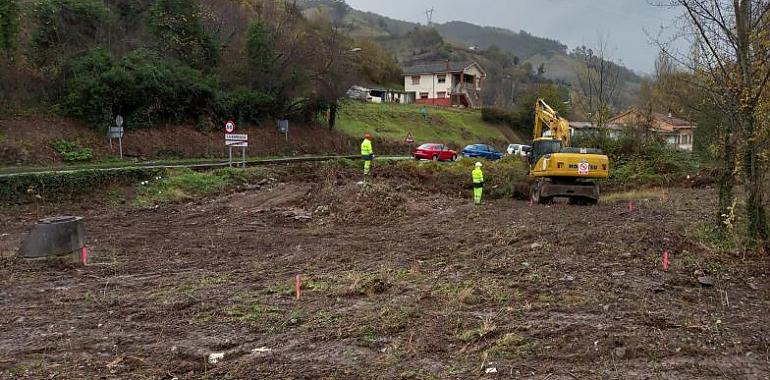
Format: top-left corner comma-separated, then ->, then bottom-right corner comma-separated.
434,21 -> 567,59
296,0 -> 641,84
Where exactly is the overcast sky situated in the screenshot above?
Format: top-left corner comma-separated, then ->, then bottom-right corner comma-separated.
345,0 -> 684,73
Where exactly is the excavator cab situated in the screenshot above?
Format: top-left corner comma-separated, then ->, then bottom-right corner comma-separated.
528,138 -> 562,168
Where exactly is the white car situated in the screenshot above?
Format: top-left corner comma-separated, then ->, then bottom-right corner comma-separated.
506,144 -> 530,156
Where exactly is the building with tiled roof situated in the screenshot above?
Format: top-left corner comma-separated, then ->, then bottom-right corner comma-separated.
401,61 -> 486,108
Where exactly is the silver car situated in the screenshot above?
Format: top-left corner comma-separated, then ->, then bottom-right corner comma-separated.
506,144 -> 530,156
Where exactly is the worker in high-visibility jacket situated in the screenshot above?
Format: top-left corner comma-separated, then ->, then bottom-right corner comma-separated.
361,133 -> 374,176
472,161 -> 484,205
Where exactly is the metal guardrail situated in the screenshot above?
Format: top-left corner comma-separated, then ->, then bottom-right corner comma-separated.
0,155 -> 412,178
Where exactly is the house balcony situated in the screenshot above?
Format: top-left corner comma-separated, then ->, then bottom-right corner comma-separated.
451,83 -> 481,108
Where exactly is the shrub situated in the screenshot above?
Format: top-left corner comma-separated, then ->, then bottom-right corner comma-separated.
52,139 -> 93,162
482,107 -> 518,126
608,141 -> 699,186
61,48 -> 219,127
214,87 -> 274,125
0,168 -> 158,203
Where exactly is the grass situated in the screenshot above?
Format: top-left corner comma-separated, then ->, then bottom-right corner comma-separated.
312,311 -> 343,329
601,188 -> 666,203
432,279 -> 517,306
134,167 -> 265,206
337,102 -> 517,147
490,332 -> 532,359
225,302 -> 279,324
686,219 -> 741,253
1,361 -> 46,377
185,274 -> 231,294
456,317 -> 498,343
135,168 -> 229,205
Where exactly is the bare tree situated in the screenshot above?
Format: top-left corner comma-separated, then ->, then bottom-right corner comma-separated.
574,37 -> 622,128
307,18 -> 360,129
657,0 -> 770,247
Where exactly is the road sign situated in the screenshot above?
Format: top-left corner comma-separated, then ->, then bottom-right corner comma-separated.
108,119 -> 124,159
278,119 -> 288,134
578,161 -> 590,175
225,133 -> 247,168
108,126 -> 124,139
405,132 -> 414,144
225,120 -> 236,134
225,133 -> 248,147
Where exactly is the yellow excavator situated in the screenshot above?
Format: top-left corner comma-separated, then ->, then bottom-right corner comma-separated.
526,98 -> 609,205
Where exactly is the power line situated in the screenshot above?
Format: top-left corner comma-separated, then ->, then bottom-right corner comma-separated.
425,8 -> 434,25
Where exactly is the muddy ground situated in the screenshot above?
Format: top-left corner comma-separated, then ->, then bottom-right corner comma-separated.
1,169 -> 769,379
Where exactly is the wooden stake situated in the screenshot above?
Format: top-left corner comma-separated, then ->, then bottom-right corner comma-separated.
295,274 -> 301,300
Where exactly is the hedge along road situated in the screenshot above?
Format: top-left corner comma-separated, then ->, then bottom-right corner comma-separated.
0,155 -> 413,178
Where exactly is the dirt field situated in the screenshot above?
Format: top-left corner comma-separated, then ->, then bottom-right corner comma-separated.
1,168 -> 769,379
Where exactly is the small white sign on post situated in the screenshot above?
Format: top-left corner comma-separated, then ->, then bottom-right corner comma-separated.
225,134 -> 248,167
277,120 -> 288,142
109,115 -> 125,159
225,134 -> 248,147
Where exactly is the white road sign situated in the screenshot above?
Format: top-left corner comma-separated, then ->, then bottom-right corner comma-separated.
109,127 -> 124,138
225,120 -> 236,133
225,133 -> 248,147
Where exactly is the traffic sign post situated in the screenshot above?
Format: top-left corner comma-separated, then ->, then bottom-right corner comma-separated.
278,119 -> 288,142
225,133 -> 248,167
109,115 -> 125,159
405,131 -> 415,156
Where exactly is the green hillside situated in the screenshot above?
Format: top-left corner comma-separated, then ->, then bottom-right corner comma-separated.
297,0 -> 643,114
337,102 -> 524,148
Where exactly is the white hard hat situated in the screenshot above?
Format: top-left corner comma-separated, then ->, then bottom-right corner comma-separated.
475,162 -> 482,167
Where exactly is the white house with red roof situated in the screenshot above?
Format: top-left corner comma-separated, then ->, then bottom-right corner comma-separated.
402,61 -> 487,108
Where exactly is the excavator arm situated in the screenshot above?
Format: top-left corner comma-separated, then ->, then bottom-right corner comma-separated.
534,98 -> 571,147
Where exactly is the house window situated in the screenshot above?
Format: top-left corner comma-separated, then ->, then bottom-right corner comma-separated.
437,91 -> 446,98
681,134 -> 690,145
419,92 -> 429,99
411,76 -> 421,85
437,74 -> 446,84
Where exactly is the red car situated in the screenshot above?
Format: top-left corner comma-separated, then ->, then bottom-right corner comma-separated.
413,143 -> 458,162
